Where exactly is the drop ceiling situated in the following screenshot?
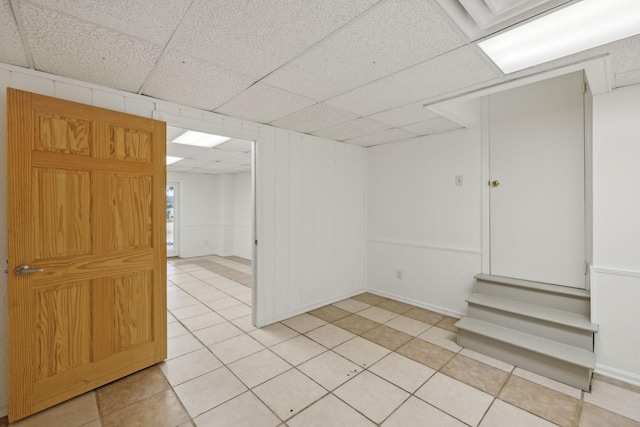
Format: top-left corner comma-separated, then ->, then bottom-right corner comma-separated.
2,0 -> 640,153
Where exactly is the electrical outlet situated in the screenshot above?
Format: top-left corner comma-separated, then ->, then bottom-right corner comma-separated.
396,270 -> 403,279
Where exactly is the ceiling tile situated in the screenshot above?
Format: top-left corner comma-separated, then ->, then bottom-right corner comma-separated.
312,117 -> 390,141
142,50 -> 255,111
26,0 -> 192,45
217,139 -> 253,152
167,165 -> 195,173
172,158 -> 215,169
167,126 -> 188,141
225,152 -> 252,165
20,3 -> 162,92
196,149 -> 244,162
401,117 -> 463,135
264,0 -> 465,101
325,45 -> 498,116
166,142 -> 209,158
215,83 -> 315,124
345,128 -> 417,147
227,165 -> 251,173
171,0 -> 379,78
615,68 -> 640,88
207,161 -> 241,171
270,103 -> 359,133
367,102 -> 441,127
0,0 -> 28,67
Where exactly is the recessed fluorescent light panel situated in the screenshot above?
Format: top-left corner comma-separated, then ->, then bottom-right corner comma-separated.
478,0 -> 640,73
172,130 -> 231,148
166,156 -> 183,165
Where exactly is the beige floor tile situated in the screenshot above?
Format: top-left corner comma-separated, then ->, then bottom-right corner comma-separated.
10,392 -> 99,427
216,303 -> 252,320
459,348 -> 514,372
208,334 -> 265,364
334,371 -> 409,424
369,352 -> 435,393
288,394 -> 375,427
592,374 -> 640,395
298,350 -> 362,391
513,367 -> 582,399
396,338 -> 455,370
193,391 -> 280,427
357,306 -> 399,324
228,349 -> 291,388
332,298 -> 371,313
167,333 -> 204,359
333,336 -> 391,368
159,348 -> 223,386
403,307 -> 445,325
97,366 -> 170,415
308,305 -> 351,322
173,367 -> 247,417
181,311 -> 226,331
579,402 -> 640,427
436,316 -> 460,333
253,369 -> 327,420
167,312 -> 177,324
249,323 -> 299,347
101,390 -> 190,427
204,296 -> 244,311
441,355 -> 509,396
362,324 -> 413,350
416,373 -> 493,427
189,288 -> 228,302
281,313 -> 327,333
193,321 -> 244,346
480,399 -> 556,427
384,315 -> 432,336
231,314 -> 258,332
167,321 -> 189,338
234,292 -> 253,304
271,335 -> 326,365
584,379 -> 640,422
417,326 -> 462,352
499,375 -> 580,427
351,293 -> 388,305
376,299 -> 415,315
167,295 -> 200,310
79,420 -> 101,427
382,396 -> 466,427
305,323 -> 356,348
333,314 -> 380,335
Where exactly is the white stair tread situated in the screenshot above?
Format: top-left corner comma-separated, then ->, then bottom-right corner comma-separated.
467,294 -> 599,332
475,274 -> 591,299
455,317 -> 595,368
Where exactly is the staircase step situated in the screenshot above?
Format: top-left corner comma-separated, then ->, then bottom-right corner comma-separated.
455,317 -> 594,390
466,294 -> 598,332
474,274 -> 591,315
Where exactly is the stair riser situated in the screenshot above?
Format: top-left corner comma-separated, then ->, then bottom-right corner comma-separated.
458,331 -> 592,391
468,305 -> 594,350
477,282 -> 590,316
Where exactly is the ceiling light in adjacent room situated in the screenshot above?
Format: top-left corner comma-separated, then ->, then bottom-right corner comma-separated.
166,156 -> 183,165
171,130 -> 231,148
478,0 -> 640,73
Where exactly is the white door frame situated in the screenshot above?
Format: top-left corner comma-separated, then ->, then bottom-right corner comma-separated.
166,180 -> 181,257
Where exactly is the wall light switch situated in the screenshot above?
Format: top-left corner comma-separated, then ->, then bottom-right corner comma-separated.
455,175 -> 463,186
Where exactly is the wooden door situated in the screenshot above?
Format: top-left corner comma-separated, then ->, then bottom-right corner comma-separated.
7,88 -> 167,421
489,71 -> 586,288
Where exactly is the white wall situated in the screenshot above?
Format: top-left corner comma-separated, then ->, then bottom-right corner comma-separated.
591,84 -> 640,386
367,128 -> 482,316
233,171 -> 253,259
0,63 -> 367,417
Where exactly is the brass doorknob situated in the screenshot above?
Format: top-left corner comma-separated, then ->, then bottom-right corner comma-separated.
491,180 -> 500,187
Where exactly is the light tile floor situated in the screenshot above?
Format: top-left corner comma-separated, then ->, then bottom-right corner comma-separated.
6,255 -> 640,427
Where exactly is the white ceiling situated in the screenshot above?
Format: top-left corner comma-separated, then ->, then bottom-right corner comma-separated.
2,0 -> 640,152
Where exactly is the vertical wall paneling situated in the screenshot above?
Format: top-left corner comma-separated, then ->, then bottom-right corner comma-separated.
300,136 -> 316,307
0,72 -> 8,416
10,73 -> 54,96
273,128 -> 291,315
288,133 -> 303,310
92,91 -> 125,113
124,97 -> 155,119
53,82 -> 92,105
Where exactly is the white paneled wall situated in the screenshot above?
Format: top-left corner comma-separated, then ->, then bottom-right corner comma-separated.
255,128 -> 367,324
367,128 -> 482,316
233,171 -> 253,260
0,63 -> 367,417
592,85 -> 640,386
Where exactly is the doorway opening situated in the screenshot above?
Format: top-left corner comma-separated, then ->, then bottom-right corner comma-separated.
166,182 -> 178,257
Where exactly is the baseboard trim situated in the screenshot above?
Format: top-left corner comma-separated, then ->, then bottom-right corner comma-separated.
595,363 -> 640,388
368,238 -> 481,256
366,288 -> 466,319
255,288 -> 366,327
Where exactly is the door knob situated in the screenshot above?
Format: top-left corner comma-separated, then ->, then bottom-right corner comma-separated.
14,264 -> 44,276
491,180 -> 500,187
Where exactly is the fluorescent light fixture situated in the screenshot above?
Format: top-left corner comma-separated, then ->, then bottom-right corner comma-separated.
171,130 -> 230,148
166,156 -> 183,165
478,0 -> 640,73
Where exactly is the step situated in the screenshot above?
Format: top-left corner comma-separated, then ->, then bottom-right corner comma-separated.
474,274 -> 591,315
455,317 -> 594,390
467,294 -> 596,350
